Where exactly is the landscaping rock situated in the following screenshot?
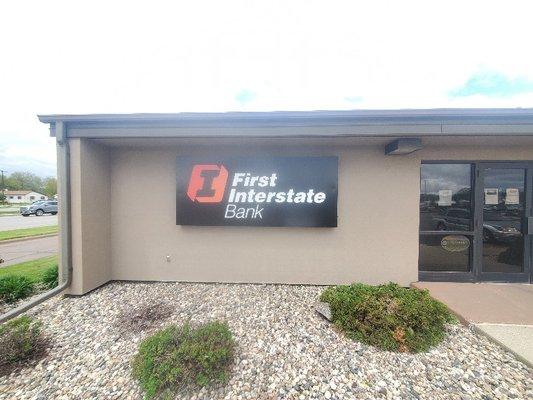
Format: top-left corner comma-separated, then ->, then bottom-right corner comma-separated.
314,301 -> 332,321
0,282 -> 531,399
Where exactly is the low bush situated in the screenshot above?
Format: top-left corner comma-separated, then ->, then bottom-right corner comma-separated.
0,275 -> 34,303
41,264 -> 58,289
132,321 -> 235,399
0,316 -> 46,374
320,282 -> 455,353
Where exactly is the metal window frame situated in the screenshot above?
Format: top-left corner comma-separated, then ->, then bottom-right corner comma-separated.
419,160 -> 533,283
475,162 -> 532,283
419,161 -> 475,279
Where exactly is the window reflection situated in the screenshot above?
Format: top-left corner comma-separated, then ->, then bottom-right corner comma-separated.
419,234 -> 471,272
482,168 -> 525,273
420,164 -> 472,232
419,163 -> 473,273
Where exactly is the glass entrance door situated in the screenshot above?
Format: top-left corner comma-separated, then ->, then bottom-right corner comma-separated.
477,163 -> 532,282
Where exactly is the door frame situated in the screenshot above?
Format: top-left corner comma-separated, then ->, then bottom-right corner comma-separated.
475,162 -> 532,282
419,160 -> 533,283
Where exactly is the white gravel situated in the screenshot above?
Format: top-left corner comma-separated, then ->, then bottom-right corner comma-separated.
0,282 -> 531,399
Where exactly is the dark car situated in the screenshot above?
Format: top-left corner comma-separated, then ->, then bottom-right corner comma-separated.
433,207 -> 522,243
433,208 -> 471,231
20,200 -> 58,216
482,207 -> 522,243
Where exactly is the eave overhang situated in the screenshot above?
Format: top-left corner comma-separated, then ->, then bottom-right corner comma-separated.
38,108 -> 533,139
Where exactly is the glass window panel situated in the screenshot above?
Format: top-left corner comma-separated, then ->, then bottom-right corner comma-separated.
420,164 -> 472,232
482,168 -> 525,273
419,234 -> 472,272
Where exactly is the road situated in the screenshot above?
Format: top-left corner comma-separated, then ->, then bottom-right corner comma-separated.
0,215 -> 58,231
0,236 -> 58,267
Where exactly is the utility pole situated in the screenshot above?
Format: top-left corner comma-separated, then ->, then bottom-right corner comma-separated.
0,169 -> 5,204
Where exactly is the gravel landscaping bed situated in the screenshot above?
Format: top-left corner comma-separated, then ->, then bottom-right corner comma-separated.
0,282 -> 531,399
0,285 -> 50,315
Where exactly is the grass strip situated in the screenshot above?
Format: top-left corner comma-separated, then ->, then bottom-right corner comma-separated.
0,226 -> 58,242
0,256 -> 58,283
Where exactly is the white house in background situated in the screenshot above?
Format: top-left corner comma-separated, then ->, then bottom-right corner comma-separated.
4,190 -> 48,204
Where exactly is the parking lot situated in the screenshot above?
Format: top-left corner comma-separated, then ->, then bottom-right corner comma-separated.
0,215 -> 58,231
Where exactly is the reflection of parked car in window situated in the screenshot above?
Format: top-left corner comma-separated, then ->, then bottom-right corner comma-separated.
483,223 -> 521,243
20,201 -> 58,217
434,207 -> 521,242
433,208 -> 471,231
483,206 -> 522,243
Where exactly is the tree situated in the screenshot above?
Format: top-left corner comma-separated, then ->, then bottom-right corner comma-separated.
4,171 -> 57,197
42,177 -> 57,198
5,171 -> 43,192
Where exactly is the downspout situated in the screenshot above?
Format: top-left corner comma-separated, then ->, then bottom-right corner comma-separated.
0,121 -> 72,323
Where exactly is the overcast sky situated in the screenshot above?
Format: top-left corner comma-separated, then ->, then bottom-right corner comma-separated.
1,0 -> 533,178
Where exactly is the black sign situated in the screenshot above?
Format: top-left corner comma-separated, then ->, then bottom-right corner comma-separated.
176,156 -> 338,227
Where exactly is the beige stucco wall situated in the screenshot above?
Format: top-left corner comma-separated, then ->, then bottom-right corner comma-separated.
416,143 -> 533,161
108,143 -> 421,287
67,136 -> 533,295
69,139 -> 111,294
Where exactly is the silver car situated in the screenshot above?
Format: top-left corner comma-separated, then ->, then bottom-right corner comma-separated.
20,200 -> 58,217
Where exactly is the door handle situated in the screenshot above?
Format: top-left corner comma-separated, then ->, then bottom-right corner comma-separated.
528,216 -> 533,235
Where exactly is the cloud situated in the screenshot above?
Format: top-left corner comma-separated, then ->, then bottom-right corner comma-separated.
0,142 -> 56,178
0,154 -> 56,178
235,90 -> 257,105
450,71 -> 533,98
1,1 -> 533,177
344,96 -> 364,104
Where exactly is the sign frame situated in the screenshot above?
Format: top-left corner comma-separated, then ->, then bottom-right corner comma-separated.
176,156 -> 338,227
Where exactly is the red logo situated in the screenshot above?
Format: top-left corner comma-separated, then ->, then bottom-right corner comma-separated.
187,164 -> 229,203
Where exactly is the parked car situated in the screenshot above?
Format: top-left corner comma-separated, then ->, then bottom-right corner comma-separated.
20,200 -> 58,216
433,207 -> 521,243
482,222 -> 521,243
433,208 -> 471,231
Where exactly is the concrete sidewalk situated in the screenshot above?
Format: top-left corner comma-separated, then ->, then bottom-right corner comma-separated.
413,282 -> 533,367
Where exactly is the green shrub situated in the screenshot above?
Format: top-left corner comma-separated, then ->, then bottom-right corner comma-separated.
320,282 -> 455,353
0,316 -> 43,369
41,264 -> 58,289
0,275 -> 34,303
132,321 -> 235,399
